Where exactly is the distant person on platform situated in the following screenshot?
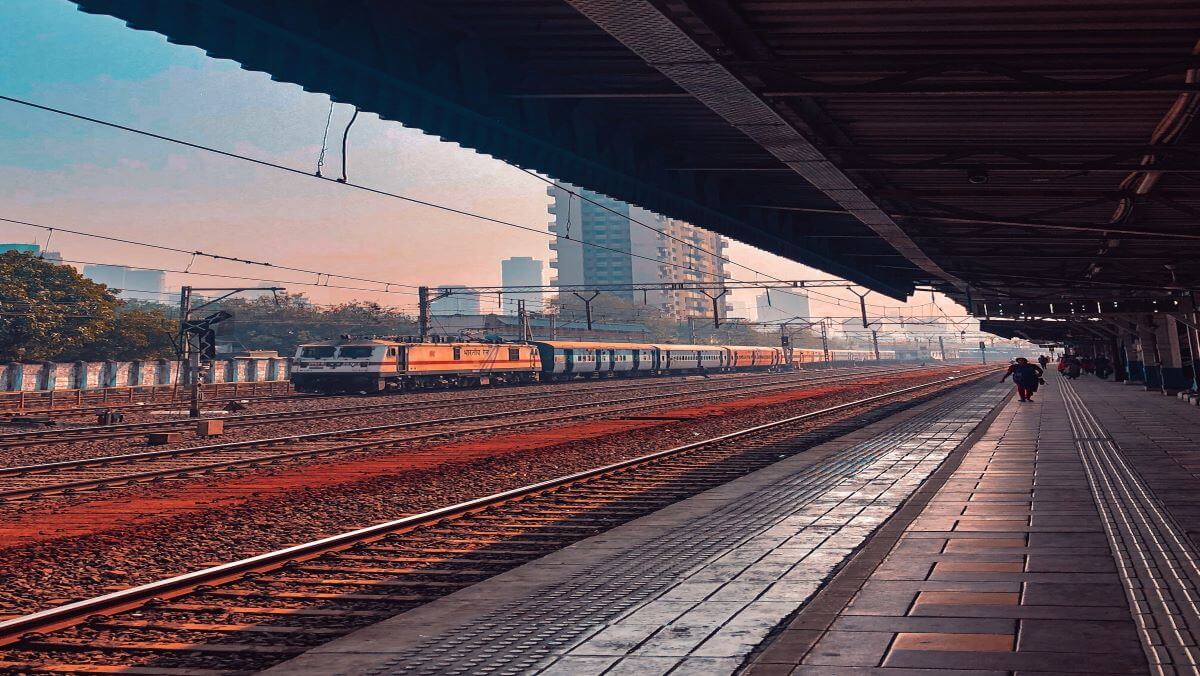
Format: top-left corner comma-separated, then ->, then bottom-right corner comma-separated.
1063,355 -> 1082,380
1038,355 -> 1050,370
1001,357 -> 1045,402
1094,355 -> 1112,379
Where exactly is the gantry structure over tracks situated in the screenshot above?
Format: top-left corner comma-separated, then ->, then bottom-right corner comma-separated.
73,1 -> 1200,366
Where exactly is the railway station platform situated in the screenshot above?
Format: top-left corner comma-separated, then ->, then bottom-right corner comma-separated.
266,374 -> 1200,676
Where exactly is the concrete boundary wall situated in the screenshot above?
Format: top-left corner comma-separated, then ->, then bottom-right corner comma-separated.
1,358 -> 292,392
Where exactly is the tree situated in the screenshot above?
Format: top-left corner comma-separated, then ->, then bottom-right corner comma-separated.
0,252 -> 119,362
60,307 -> 176,362
209,294 -> 419,355
0,253 -> 178,362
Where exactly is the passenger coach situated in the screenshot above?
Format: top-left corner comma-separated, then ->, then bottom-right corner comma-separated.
530,341 -> 783,379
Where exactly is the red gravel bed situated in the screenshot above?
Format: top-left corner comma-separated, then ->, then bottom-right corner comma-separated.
0,367 -> 990,618
0,369 -> 882,468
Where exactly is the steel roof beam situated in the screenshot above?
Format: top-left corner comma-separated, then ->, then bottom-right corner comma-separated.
564,0 -> 964,293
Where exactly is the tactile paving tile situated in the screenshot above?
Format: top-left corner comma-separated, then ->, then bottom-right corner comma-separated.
361,382 -> 1009,675
1063,380 -> 1200,676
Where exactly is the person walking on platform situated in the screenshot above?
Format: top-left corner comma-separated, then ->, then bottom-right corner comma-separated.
1038,354 -> 1050,370
1063,355 -> 1082,380
1002,357 -> 1045,402
1094,355 -> 1111,379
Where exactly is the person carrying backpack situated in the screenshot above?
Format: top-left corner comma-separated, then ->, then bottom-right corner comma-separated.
1002,357 -> 1045,402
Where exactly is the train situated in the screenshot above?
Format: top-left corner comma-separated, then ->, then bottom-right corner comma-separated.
290,337 -> 895,393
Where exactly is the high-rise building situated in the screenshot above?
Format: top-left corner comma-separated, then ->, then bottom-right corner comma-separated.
547,183 -> 729,320
82,265 -> 167,302
501,257 -> 543,314
429,285 -> 482,316
755,290 -> 810,324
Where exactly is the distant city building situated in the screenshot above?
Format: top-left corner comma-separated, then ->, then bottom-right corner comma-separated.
500,257 -> 543,314
429,285 -> 482,316
0,243 -> 39,255
0,243 -> 62,261
755,290 -> 810,324
547,182 -> 729,320
82,264 -> 167,302
424,314 -> 648,342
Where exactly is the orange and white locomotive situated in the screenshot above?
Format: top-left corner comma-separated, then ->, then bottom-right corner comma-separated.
291,338 -> 539,392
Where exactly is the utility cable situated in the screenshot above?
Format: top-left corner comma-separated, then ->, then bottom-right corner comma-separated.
315,101 -> 334,178
0,95 -> 765,286
1,94 -> 909,314
339,106 -> 358,183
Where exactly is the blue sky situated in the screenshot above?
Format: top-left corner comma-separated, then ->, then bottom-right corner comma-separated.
0,0 -> 967,321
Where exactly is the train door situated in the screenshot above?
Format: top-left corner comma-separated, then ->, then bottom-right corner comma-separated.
564,349 -> 574,373
608,349 -> 616,372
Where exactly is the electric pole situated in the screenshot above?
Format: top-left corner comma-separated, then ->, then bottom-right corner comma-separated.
820,319 -> 830,368
518,300 -> 531,341
418,286 -> 430,342
177,287 -> 197,417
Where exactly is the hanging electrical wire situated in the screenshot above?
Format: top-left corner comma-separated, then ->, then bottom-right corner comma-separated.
338,106 -> 359,183
314,100 -> 334,178
0,95 -> 919,313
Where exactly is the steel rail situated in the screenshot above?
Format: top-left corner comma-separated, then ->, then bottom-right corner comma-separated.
0,368 -> 856,447
0,366 -> 909,476
0,366 -> 925,501
0,386 -> 310,418
0,367 -> 996,645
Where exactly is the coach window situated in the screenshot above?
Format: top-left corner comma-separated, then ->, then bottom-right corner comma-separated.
387,347 -> 397,357
453,346 -> 462,360
509,348 -> 520,361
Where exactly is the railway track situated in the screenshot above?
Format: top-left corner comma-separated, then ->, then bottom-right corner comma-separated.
0,382 -> 299,418
0,368 -> 994,674
0,367 -> 871,449
0,366 -> 923,501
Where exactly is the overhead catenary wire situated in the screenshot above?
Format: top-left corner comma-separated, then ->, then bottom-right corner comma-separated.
0,216 -> 425,292
0,94 -> 928,315
0,96 -> 774,289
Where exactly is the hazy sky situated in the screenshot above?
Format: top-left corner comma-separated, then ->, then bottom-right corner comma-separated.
0,0 -> 971,323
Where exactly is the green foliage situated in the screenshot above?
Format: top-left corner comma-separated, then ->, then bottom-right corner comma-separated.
0,252 -> 176,362
0,252 -> 117,361
211,294 -> 418,355
61,307 -> 177,362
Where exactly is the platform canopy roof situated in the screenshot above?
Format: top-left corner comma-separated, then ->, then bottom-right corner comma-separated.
72,1 -> 1200,328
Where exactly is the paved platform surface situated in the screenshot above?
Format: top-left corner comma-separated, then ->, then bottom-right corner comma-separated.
265,379 -> 1009,675
748,375 -> 1200,676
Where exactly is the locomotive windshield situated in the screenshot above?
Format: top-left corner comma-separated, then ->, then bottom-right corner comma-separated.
338,346 -> 376,359
300,346 -> 336,358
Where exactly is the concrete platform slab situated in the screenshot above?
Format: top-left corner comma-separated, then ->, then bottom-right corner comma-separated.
747,374 -> 1200,676
264,380 -> 1009,675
